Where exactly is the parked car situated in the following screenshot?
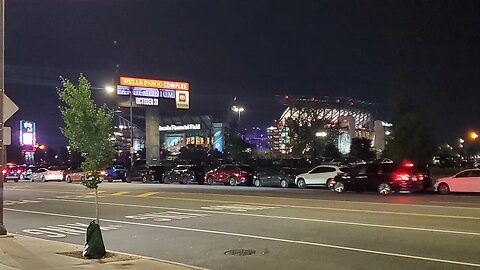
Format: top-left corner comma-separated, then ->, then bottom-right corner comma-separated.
65,168 -> 106,183
127,164 -> 164,183
435,169 -> 480,194
295,165 -> 350,189
2,163 -> 22,182
163,165 -> 205,184
20,165 -> 38,180
331,161 -> 428,195
204,164 -> 255,186
253,167 -> 299,188
105,165 -> 128,182
30,167 -> 64,182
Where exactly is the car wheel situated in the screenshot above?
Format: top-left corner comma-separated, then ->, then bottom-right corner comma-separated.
126,177 -> 132,183
206,176 -> 214,185
254,179 -> 262,187
66,176 -> 72,183
14,178 -> 19,182
280,179 -> 288,188
163,176 -> 170,184
229,177 -> 237,186
326,178 -> 335,190
378,183 -> 392,196
182,177 -> 189,185
42,176 -> 46,182
107,175 -> 113,182
333,182 -> 345,193
142,175 -> 148,183
297,178 -> 306,189
437,183 -> 450,195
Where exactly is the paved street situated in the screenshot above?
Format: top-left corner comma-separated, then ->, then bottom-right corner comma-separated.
3,181 -> 480,270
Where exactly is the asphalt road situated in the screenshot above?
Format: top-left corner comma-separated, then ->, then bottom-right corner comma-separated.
3,181 -> 480,270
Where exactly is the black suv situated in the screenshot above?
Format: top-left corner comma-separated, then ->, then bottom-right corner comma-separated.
163,165 -> 206,185
331,161 -> 430,195
126,164 -> 164,183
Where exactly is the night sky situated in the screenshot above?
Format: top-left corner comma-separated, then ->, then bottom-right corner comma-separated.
5,0 -> 480,150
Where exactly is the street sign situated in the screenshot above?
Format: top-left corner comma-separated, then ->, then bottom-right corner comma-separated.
3,127 -> 10,145
3,93 -> 19,122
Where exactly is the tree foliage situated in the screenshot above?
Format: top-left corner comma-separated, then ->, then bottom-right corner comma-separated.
384,98 -> 436,165
286,118 -> 335,162
350,138 -> 376,161
58,75 -> 115,189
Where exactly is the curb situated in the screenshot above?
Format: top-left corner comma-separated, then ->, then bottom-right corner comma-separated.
6,233 -> 210,270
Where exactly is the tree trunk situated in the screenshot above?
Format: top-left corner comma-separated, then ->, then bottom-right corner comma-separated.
94,187 -> 99,225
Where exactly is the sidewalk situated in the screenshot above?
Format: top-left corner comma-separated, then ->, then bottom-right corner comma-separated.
0,234 -> 207,270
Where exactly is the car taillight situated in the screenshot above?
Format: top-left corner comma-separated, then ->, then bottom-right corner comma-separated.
2,169 -> 6,174
16,169 -> 22,174
100,171 -> 107,176
417,173 -> 425,181
393,173 -> 410,181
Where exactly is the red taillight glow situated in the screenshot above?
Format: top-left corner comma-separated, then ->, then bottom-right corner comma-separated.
417,174 -> 425,181
402,161 -> 414,168
393,173 -> 410,181
16,169 -> 22,174
2,169 -> 6,174
100,171 -> 107,176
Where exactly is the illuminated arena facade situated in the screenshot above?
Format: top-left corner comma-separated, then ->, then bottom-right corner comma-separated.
270,95 -> 376,155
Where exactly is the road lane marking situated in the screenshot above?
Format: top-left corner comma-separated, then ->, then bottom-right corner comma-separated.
5,207 -> 480,268
125,211 -> 210,222
39,198 -> 480,236
112,191 -> 129,196
201,204 -> 278,212
87,190 -> 107,195
7,188 -> 480,218
136,192 -> 159,198
140,195 -> 480,220
21,222 -> 122,238
137,190 -> 480,210
56,195 -> 104,199
4,199 -> 40,206
8,187 -> 480,210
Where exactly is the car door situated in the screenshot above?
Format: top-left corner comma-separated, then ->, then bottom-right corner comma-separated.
450,171 -> 472,192
307,166 -> 336,185
33,168 -> 47,181
466,170 -> 480,192
214,165 -> 227,182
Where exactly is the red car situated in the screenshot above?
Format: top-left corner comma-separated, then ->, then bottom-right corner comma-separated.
204,164 -> 255,186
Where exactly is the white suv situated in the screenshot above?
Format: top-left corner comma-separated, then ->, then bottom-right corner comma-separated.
295,165 -> 349,189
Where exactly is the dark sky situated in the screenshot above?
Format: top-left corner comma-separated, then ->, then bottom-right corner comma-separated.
5,0 -> 480,150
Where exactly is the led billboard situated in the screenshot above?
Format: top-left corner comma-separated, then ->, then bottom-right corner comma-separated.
19,120 -> 36,146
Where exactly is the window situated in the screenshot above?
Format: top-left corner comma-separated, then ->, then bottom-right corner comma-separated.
470,170 -> 480,177
310,166 -> 336,174
455,171 -> 472,178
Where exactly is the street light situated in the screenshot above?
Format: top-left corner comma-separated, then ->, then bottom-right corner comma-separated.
105,85 -> 115,93
315,131 -> 327,137
469,131 -> 478,140
231,105 -> 245,122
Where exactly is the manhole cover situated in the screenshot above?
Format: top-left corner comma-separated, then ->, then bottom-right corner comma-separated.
224,249 -> 256,256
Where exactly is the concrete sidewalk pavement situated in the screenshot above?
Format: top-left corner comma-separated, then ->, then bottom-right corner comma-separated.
0,234 -> 207,270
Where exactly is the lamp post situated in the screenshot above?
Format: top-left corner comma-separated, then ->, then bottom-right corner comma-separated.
129,87 -> 134,170
231,106 -> 245,123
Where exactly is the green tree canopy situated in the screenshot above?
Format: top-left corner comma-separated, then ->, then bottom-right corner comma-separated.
384,97 -> 436,165
59,74 -> 115,187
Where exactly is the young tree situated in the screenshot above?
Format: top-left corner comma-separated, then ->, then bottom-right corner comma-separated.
58,75 -> 115,224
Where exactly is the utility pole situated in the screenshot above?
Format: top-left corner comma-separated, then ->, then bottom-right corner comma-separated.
0,0 -> 7,235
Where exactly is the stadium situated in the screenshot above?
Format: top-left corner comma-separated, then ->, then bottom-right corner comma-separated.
269,95 -> 376,155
